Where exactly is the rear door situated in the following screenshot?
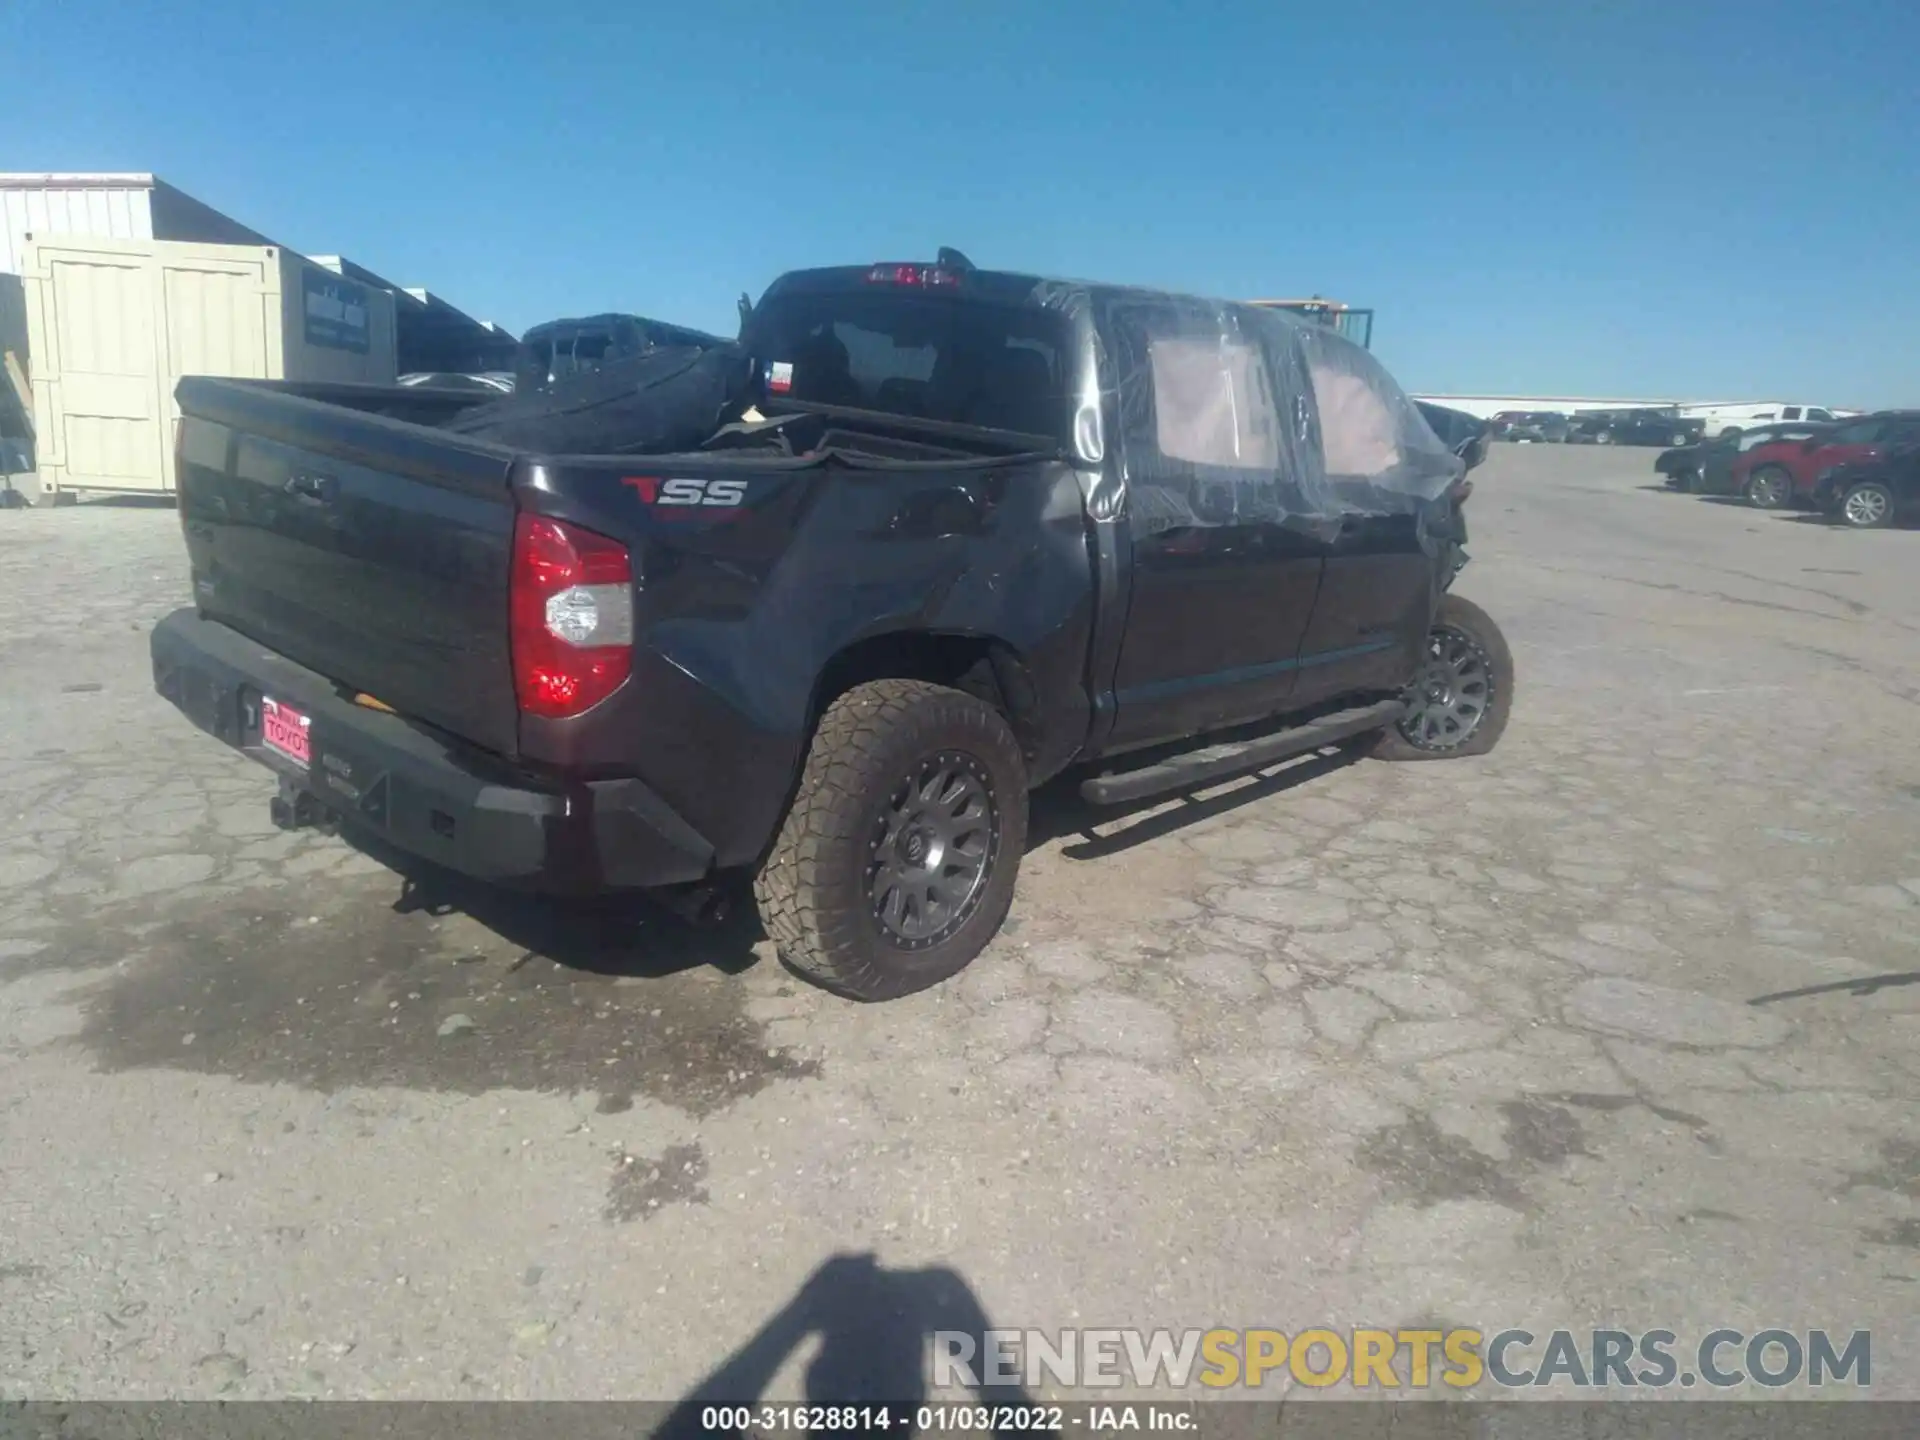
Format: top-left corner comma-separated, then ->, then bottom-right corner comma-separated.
176,378 -> 523,755
1100,294 -> 1323,750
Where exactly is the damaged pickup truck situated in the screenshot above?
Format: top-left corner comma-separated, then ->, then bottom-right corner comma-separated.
152,253 -> 1512,1001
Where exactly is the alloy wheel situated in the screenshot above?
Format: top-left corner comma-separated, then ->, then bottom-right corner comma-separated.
1843,485 -> 1891,528
1749,471 -> 1792,508
1396,626 -> 1495,753
865,751 -> 1000,949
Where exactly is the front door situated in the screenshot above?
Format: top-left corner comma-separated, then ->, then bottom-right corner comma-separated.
1286,328 -> 1449,710
1099,295 -> 1324,753
1289,510 -> 1435,708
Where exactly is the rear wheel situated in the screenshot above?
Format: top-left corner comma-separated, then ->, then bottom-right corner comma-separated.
1838,480 -> 1895,529
1746,466 -> 1793,510
755,679 -> 1028,1001
1371,594 -> 1514,762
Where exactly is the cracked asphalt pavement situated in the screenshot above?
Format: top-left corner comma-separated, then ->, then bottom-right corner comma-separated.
2,446 -> 1917,1400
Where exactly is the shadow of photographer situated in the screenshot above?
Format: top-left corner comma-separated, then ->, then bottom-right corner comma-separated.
657,1253 -> 1040,1437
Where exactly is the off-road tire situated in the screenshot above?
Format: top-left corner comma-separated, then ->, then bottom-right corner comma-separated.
1371,594 -> 1514,762
754,679 -> 1028,1001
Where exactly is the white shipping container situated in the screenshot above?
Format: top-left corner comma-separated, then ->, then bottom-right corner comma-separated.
21,235 -> 397,497
2,173 -> 277,279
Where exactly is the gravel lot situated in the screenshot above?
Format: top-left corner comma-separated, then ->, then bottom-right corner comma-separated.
2,445 -> 1917,1402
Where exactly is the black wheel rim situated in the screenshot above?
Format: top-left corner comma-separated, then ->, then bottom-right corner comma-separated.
1843,486 -> 1889,526
865,750 -> 1000,949
1397,625 -> 1494,752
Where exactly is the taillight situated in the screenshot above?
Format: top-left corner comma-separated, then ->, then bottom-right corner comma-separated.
509,514 -> 633,719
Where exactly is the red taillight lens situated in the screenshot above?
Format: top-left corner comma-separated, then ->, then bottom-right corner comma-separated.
510,514 -> 634,719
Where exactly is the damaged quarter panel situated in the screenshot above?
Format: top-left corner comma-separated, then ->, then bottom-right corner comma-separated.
515,454 -> 1096,871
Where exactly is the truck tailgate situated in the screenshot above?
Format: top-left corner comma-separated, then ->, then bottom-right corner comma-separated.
175,376 -> 522,758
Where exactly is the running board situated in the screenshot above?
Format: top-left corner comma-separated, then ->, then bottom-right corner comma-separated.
1078,700 -> 1406,807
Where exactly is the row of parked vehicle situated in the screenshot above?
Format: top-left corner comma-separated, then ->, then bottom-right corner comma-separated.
1488,407 -> 1704,448
1653,411 -> 1920,528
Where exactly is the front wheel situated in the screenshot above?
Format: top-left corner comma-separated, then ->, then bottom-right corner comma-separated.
755,679 -> 1028,1001
1371,594 -> 1514,762
1746,466 -> 1793,510
1837,480 -> 1895,529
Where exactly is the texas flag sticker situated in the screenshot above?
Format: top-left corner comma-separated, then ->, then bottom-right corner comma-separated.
765,360 -> 794,395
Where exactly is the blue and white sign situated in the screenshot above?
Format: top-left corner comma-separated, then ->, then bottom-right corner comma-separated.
302,268 -> 370,354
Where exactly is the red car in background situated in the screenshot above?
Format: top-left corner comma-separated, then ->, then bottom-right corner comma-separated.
1733,410 -> 1920,510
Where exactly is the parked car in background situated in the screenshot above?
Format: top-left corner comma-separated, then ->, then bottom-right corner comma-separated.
1733,411 -> 1920,510
1415,401 -> 1491,470
1490,410 -> 1570,443
1811,442 -> 1920,529
1680,401 -> 1841,439
1657,421 -> 1832,495
1570,408 -> 1703,447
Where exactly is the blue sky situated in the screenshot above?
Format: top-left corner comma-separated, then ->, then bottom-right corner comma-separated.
9,0 -> 1916,405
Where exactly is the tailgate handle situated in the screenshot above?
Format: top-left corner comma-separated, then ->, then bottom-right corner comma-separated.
285,472 -> 338,504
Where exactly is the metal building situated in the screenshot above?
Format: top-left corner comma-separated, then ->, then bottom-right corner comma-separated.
1,172 -> 276,278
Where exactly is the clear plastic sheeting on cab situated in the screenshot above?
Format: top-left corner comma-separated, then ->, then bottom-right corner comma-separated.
1293,322 -> 1462,516
1034,282 -> 1461,539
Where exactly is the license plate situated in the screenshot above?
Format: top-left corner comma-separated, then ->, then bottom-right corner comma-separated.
261,697 -> 312,767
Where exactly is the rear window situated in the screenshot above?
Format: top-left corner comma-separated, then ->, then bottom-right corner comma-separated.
744,292 -> 1071,439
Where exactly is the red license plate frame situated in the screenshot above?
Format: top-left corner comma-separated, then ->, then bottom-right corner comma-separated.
261,697 -> 312,768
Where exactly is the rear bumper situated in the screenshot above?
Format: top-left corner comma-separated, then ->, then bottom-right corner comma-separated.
149,609 -> 715,892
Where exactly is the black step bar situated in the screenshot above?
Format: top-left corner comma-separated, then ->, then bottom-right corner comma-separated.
1078,699 -> 1406,807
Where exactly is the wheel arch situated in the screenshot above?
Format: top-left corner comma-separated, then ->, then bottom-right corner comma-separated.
806,629 -> 1045,768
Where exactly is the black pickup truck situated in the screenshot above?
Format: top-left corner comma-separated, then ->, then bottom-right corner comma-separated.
152,256 -> 1512,1001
